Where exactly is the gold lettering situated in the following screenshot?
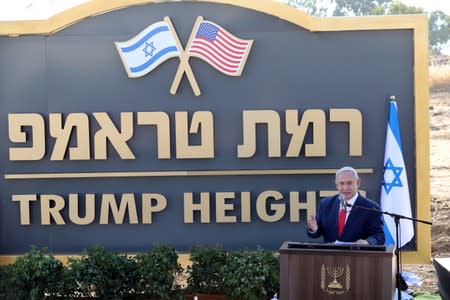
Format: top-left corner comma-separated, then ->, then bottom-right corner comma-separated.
216,192 -> 236,223
50,113 -> 90,160
41,195 -> 66,225
241,192 -> 251,223
256,190 -> 285,222
289,191 -> 316,222
8,113 -> 45,160
94,112 -> 135,160
100,193 -> 138,224
330,108 -> 362,156
238,110 -> 281,158
12,194 -> 37,225
183,192 -> 210,223
142,193 -> 167,224
137,112 -> 171,159
69,194 -> 95,225
286,109 -> 326,157
176,111 -> 214,159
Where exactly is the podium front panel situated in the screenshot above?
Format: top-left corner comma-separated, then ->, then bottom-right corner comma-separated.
279,242 -> 395,300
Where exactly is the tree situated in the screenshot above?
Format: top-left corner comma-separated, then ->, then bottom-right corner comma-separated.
387,1 -> 424,14
281,0 -> 449,54
428,11 -> 450,55
332,0 -> 392,16
385,2 -> 449,55
284,0 -> 328,17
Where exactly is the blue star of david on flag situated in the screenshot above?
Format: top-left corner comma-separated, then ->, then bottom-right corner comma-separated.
143,42 -> 156,57
382,158 -> 403,194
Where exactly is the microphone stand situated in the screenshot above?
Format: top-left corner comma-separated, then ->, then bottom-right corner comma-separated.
345,202 -> 432,300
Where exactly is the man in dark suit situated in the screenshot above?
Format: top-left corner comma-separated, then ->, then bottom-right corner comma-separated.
307,166 -> 385,245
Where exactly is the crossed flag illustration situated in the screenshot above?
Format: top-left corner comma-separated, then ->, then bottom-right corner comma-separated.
115,16 -> 254,96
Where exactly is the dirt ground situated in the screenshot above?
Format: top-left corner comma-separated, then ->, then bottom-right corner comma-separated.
402,86 -> 450,294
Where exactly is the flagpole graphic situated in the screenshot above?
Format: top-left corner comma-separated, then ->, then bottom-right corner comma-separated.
169,16 -> 203,96
380,98 -> 414,247
115,16 -> 254,96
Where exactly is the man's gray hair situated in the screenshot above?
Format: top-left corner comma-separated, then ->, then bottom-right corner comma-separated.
335,166 -> 359,180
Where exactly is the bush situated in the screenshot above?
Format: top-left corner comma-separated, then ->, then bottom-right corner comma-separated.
186,245 -> 227,294
8,246 -> 64,300
221,247 -> 279,300
134,244 -> 183,299
66,245 -> 137,299
0,244 -> 280,299
0,263 -> 14,299
186,245 -> 279,299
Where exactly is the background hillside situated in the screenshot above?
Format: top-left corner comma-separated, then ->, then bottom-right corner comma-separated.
403,57 -> 450,294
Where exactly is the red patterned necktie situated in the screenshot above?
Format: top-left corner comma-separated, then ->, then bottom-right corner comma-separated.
338,208 -> 347,238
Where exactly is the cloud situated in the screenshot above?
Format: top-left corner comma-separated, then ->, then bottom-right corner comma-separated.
0,0 -> 89,21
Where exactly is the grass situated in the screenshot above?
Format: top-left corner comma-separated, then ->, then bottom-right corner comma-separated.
429,58 -> 450,89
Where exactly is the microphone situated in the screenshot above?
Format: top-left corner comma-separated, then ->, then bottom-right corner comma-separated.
338,195 -> 345,209
339,195 -> 352,209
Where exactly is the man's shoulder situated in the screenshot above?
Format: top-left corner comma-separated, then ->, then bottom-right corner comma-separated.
320,195 -> 338,205
357,194 -> 381,208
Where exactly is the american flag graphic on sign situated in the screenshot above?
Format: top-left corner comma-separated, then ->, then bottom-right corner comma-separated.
188,20 -> 253,76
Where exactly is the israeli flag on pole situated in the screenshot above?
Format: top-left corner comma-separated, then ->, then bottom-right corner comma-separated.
380,100 -> 414,247
115,21 -> 180,78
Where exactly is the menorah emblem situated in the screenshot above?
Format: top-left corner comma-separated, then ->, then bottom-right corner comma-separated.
327,266 -> 344,289
320,264 -> 351,295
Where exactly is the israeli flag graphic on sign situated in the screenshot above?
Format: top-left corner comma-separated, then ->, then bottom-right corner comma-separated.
115,21 -> 180,78
380,100 -> 414,248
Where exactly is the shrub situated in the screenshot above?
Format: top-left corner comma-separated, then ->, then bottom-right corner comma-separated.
8,246 -> 64,300
186,245 -> 227,294
221,247 -> 279,300
134,244 -> 183,299
66,245 -> 137,299
0,263 -> 14,299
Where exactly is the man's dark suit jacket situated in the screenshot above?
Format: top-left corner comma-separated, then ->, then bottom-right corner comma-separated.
307,194 -> 385,245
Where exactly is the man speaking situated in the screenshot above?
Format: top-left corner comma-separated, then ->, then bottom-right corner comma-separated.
307,166 -> 385,245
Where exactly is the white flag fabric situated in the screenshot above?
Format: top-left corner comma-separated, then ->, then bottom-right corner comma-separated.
380,100 -> 414,247
115,21 -> 180,78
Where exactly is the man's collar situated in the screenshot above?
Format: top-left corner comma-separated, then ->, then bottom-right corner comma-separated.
345,192 -> 359,207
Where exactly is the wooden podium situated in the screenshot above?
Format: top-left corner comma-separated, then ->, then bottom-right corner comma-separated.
279,242 -> 395,300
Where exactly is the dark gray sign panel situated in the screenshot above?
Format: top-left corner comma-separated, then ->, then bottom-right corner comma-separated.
0,1 -> 430,262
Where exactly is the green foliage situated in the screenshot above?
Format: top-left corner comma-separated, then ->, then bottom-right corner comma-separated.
221,247 -> 279,300
0,263 -> 14,300
134,244 -> 183,299
1,245 -> 280,299
386,4 -> 449,54
282,0 -> 450,55
186,245 -> 228,294
387,1 -> 425,14
8,246 -> 64,300
55,263 -> 82,299
284,0 -> 329,17
66,245 -> 138,299
428,11 -> 450,55
332,0 -> 392,16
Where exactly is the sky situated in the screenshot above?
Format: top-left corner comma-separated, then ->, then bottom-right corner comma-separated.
401,0 -> 450,15
0,0 -> 449,21
0,0 -> 89,21
0,0 -> 448,53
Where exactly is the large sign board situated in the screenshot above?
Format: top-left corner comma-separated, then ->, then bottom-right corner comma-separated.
0,0 -> 430,263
